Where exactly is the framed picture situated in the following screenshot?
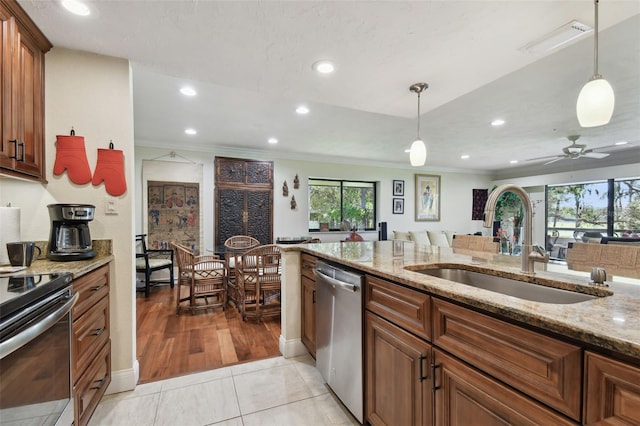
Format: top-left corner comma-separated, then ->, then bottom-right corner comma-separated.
415,174 -> 441,221
393,180 -> 405,196
393,198 -> 404,214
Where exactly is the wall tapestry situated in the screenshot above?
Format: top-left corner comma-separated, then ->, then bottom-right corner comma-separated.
147,180 -> 200,251
472,188 -> 489,220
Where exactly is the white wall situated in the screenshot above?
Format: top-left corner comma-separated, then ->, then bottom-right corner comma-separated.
0,48 -> 136,392
134,146 -> 494,243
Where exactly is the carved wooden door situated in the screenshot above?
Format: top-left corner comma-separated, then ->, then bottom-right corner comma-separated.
215,157 -> 273,246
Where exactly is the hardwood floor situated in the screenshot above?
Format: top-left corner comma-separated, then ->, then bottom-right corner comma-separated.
136,285 -> 281,384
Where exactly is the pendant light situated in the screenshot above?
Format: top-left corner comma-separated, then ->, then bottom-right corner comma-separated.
409,83 -> 428,167
576,0 -> 615,127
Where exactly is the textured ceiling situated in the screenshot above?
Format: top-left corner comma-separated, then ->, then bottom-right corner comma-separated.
18,0 -> 640,177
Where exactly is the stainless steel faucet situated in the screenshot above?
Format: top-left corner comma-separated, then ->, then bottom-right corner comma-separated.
483,184 -> 549,274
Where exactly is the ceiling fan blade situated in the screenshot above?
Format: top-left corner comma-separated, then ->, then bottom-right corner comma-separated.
544,156 -> 566,165
525,155 -> 562,162
582,152 -> 609,159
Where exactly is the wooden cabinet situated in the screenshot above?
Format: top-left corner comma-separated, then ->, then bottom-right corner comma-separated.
214,157 -> 273,246
432,298 -> 582,421
71,264 -> 111,426
366,311 -> 433,426
215,156 -> 273,187
300,254 -> 317,356
0,0 -> 51,182
584,351 -> 640,425
363,272 -> 583,425
434,348 -> 576,426
365,275 -> 431,341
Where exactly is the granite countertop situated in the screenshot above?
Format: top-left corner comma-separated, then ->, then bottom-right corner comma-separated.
283,240 -> 640,359
4,239 -> 114,279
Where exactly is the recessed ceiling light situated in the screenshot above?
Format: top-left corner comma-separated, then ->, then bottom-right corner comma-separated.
491,119 -> 505,127
268,138 -> 278,144
180,87 -> 197,96
460,154 -> 470,160
510,160 -> 519,164
296,106 -> 310,115
61,0 -> 90,16
184,128 -> 197,135
312,60 -> 335,74
615,141 -> 628,146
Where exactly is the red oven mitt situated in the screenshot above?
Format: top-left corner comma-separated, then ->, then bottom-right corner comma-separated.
92,148 -> 127,196
53,135 -> 92,185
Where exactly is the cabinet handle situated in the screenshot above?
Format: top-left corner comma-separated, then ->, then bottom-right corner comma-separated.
9,139 -> 24,161
312,290 -> 316,304
431,363 -> 441,391
90,378 -> 106,390
91,285 -> 106,291
92,327 -> 105,336
17,141 -> 24,161
419,354 -> 427,382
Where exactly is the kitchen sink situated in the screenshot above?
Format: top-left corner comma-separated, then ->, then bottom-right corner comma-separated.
412,268 -> 600,304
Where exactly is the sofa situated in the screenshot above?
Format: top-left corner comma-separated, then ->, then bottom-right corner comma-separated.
392,229 -> 457,248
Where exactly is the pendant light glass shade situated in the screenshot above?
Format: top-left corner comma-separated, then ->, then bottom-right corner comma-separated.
576,0 -> 614,127
410,139 -> 427,166
576,77 -> 615,127
408,83 -> 428,167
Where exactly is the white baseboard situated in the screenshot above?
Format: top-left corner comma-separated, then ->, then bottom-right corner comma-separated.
279,335 -> 308,358
105,359 -> 139,395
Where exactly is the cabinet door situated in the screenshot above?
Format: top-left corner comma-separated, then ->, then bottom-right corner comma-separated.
245,189 -> 272,244
217,188 -> 247,245
215,157 -> 273,187
434,349 -> 576,426
301,275 -> 316,356
366,311 -> 432,426
584,351 -> 640,425
216,188 -> 273,246
0,1 -> 49,181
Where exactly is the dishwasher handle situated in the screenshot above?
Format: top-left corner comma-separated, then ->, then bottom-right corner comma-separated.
316,269 -> 360,292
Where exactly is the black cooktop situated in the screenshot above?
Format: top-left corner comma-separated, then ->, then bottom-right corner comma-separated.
0,273 -> 72,320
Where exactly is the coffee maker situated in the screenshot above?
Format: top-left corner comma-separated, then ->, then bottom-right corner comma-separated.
47,204 -> 96,261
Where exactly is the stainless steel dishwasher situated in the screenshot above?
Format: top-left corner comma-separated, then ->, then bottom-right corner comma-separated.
315,260 -> 364,423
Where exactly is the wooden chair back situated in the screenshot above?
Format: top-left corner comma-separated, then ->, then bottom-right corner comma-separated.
171,242 -> 226,314
236,244 -> 281,322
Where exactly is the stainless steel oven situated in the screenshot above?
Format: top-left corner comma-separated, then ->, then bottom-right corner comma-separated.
0,273 -> 76,426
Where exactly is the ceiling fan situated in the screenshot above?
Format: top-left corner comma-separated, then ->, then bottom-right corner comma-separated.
527,135 -> 614,165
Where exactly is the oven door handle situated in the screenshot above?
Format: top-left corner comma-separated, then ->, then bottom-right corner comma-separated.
0,292 -> 78,359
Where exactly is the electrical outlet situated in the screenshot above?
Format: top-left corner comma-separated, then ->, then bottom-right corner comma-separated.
105,197 -> 118,215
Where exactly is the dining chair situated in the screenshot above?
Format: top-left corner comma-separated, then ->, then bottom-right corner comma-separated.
235,244 -> 281,322
135,234 -> 174,297
224,235 -> 260,309
171,242 -> 227,315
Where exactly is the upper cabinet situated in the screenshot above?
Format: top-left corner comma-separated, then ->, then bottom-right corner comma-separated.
0,0 -> 52,182
215,156 -> 273,187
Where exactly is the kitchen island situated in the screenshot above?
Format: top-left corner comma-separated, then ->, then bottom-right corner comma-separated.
280,240 -> 640,425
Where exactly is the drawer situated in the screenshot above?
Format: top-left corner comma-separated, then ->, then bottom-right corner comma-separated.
73,339 -> 111,426
73,295 -> 110,380
432,298 -> 582,421
365,275 -> 431,341
301,254 -> 317,280
73,264 -> 109,319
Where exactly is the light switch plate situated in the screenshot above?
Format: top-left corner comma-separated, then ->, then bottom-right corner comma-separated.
105,197 -> 118,215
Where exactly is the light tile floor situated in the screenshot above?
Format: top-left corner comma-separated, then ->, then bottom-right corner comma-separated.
89,355 -> 360,426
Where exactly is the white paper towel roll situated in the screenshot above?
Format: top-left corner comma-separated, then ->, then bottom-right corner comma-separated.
0,207 -> 21,265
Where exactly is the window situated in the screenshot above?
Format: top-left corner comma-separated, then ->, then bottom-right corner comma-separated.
308,179 -> 376,231
546,178 -> 640,253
